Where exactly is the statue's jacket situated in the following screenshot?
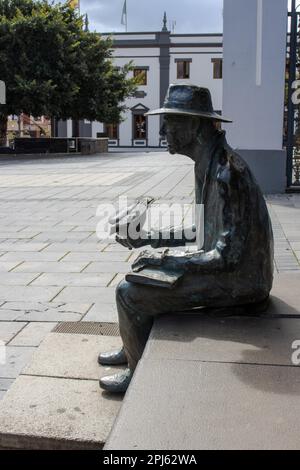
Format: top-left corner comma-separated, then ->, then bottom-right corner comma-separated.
152,130 -> 274,303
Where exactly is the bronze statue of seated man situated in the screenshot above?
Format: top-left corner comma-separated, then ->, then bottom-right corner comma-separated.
98,84 -> 274,393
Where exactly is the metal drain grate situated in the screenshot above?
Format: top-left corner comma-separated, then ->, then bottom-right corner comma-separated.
52,322 -> 120,337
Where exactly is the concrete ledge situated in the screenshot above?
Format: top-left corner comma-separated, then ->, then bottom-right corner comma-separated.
105,274 -> 300,450
106,359 -> 300,450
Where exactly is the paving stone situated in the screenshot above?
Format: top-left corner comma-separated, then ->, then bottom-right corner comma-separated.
62,251 -> 131,262
106,359 -> 300,450
31,272 -> 115,287
0,302 -> 91,322
70,225 -> 97,232
0,244 -> 49,252
0,252 -> 68,262
0,378 -> 14,391
24,333 -> 123,380
0,273 -> 40,286
1,301 -> 90,315
0,322 -> 27,344
0,262 -> 22,272
0,346 -> 36,379
43,243 -> 106,253
277,267 -> 300,272
83,262 -> 131,274
290,242 -> 300,250
55,286 -> 115,304
103,244 -> 131,253
82,303 -> 118,323
0,375 -> 122,449
15,309 -> 82,323
10,323 -> 57,347
0,286 -> 61,303
108,273 -> 125,288
32,232 -> 83,243
271,274 -> 300,315
12,262 -> 89,273
0,310 -> 23,321
0,232 -> 40,240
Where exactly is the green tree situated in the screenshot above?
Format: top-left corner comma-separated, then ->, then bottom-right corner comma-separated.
0,0 -> 136,145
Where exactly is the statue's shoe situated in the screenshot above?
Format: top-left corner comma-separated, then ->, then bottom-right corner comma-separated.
99,368 -> 133,393
98,347 -> 127,366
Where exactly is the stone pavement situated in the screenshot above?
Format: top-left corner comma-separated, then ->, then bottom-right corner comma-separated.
0,152 -> 299,401
0,332 -> 124,449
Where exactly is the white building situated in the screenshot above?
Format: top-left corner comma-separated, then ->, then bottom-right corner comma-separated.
56,17 -> 223,149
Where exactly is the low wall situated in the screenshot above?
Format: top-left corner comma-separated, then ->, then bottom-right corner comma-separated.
13,137 -> 108,155
80,138 -> 108,155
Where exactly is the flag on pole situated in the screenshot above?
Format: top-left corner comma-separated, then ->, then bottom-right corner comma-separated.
121,0 -> 127,29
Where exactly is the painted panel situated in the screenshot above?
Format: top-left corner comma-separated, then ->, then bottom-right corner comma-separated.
222,0 -> 287,150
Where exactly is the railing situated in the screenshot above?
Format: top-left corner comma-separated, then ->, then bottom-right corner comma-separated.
286,1 -> 300,188
293,148 -> 300,184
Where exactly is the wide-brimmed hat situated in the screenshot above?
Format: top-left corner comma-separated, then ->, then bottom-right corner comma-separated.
146,84 -> 232,123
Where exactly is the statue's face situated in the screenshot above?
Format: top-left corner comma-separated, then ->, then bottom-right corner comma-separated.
160,115 -> 200,155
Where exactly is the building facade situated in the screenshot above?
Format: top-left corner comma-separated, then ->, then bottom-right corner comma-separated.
56,21 -> 224,149
8,114 -> 51,143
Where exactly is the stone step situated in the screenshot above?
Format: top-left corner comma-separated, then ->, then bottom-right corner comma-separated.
105,274 -> 300,450
0,331 -> 123,450
106,359 -> 300,450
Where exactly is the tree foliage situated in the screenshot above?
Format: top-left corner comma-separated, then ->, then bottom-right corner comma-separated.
0,0 -> 136,135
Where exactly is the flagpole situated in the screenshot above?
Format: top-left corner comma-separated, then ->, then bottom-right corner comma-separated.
121,0 -> 128,32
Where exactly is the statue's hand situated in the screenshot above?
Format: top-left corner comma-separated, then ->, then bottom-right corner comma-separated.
115,229 -> 150,250
131,250 -> 163,272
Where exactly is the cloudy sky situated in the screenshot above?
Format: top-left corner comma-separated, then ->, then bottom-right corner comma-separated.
54,1 -> 296,34
71,0 -> 224,34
